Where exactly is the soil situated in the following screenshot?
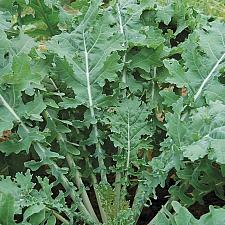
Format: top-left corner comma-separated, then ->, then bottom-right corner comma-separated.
137,190 -> 225,225
137,187 -> 169,225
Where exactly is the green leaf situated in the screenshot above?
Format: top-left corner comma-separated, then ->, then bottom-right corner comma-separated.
29,209 -> 46,224
48,3 -> 124,115
197,21 -> 225,61
18,95 -> 47,121
164,59 -> 186,88
44,0 -> 59,8
0,192 -> 16,225
205,82 -> 225,104
145,26 -> 165,49
156,4 -> 174,25
46,215 -> 56,225
164,21 -> 225,101
160,89 -> 180,107
16,0 -> 59,37
115,0 -> 148,45
0,177 -> 19,197
172,201 -> 198,225
108,97 -> 152,170
0,0 -> 14,12
153,201 -> 225,225
11,33 -> 36,55
59,140 -> 80,156
199,206 -> 225,225
0,11 -> 12,30
165,99 -> 187,147
0,141 -> 24,155
129,47 -> 163,72
17,126 -> 46,152
182,101 -> 225,164
23,203 -> 45,221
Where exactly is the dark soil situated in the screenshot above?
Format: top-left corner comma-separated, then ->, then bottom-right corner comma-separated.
189,191 -> 225,219
137,187 -> 169,225
137,190 -> 225,225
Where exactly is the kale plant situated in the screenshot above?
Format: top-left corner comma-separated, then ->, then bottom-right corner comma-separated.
0,0 -> 225,224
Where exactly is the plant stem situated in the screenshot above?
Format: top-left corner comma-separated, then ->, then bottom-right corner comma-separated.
66,154 -> 99,222
116,1 -> 127,83
46,207 -> 69,224
43,114 -> 99,222
126,111 -> 131,170
194,52 -> 225,101
114,172 -> 122,215
0,94 -> 96,225
83,30 -> 107,183
48,77 -> 106,222
132,184 -> 145,224
77,127 -> 108,224
91,172 -> 108,224
47,79 -> 103,223
116,2 -> 125,37
114,148 -> 122,216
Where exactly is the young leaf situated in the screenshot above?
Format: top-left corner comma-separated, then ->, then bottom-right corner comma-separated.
108,97 -> 152,170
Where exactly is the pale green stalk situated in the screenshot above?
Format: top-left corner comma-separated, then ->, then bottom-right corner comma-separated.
42,110 -> 99,222
46,207 -> 70,224
116,1 -> 127,83
0,94 -> 97,225
49,78 -> 107,223
83,30 -> 108,184
194,52 -> 225,101
114,148 -> 122,216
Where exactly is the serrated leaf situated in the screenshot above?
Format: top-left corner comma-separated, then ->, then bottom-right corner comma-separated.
48,3 -> 124,116
18,95 -> 47,121
108,97 -> 152,169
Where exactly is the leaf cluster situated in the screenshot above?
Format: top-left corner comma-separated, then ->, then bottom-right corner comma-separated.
1,0 -> 225,224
